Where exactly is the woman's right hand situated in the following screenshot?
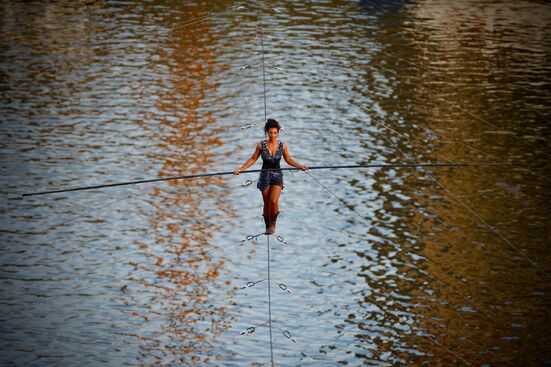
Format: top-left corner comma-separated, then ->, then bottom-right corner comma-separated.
233,169 -> 241,175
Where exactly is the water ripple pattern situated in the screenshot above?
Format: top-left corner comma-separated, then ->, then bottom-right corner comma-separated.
1,0 -> 550,366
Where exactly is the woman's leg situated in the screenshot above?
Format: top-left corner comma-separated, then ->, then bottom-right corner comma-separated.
261,188 -> 270,215
265,185 -> 282,233
268,185 -> 282,217
261,188 -> 270,230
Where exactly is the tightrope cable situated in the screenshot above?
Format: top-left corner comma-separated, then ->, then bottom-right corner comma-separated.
259,6 -> 275,366
267,234 -> 275,367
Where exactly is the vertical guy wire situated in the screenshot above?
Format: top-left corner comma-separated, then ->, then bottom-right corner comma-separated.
259,6 -> 275,367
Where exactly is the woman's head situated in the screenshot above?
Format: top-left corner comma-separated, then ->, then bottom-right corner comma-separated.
264,118 -> 281,139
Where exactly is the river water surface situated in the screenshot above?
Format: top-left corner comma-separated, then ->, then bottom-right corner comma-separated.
1,0 -> 550,366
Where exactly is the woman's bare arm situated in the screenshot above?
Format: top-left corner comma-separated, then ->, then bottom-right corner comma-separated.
233,144 -> 262,175
282,144 -> 308,171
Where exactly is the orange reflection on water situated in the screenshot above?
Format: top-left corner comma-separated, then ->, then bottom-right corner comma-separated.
374,1 -> 551,365
123,4 -> 236,365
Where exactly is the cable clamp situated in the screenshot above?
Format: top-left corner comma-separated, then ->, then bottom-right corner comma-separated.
271,320 -> 297,342
240,277 -> 269,289
277,283 -> 292,293
276,236 -> 287,245
282,329 -> 297,343
241,179 -> 256,187
239,326 -> 256,335
246,232 -> 264,241
240,123 -> 254,129
239,321 -> 269,336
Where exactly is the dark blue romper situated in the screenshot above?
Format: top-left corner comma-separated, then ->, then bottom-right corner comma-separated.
257,140 -> 284,191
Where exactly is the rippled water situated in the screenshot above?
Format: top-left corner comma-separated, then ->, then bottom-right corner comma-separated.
1,0 -> 550,366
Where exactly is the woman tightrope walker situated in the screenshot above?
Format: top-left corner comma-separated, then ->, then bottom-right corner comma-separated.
233,118 -> 308,234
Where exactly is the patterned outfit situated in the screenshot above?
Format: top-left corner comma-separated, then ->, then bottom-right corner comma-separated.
257,140 -> 284,191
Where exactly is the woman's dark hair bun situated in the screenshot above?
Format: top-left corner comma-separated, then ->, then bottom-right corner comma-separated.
264,118 -> 281,132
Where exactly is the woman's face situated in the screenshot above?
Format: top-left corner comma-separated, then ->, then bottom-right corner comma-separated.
267,127 -> 279,140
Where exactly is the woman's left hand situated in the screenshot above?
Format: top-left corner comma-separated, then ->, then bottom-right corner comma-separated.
300,165 -> 308,171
